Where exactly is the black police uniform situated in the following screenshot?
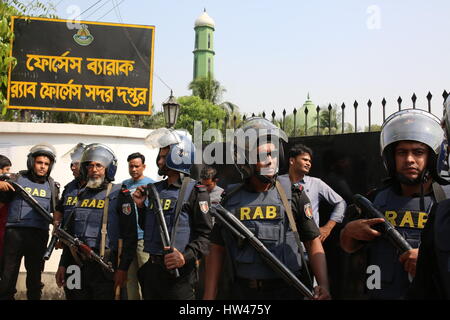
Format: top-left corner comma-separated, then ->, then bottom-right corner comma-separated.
58,182 -> 137,300
137,178 -> 212,300
210,175 -> 320,300
409,199 -> 450,299
0,170 -> 59,300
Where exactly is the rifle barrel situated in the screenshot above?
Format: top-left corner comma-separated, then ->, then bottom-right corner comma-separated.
147,184 -> 180,278
353,194 -> 413,253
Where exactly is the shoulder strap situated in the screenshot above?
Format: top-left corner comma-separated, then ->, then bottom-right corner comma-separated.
221,183 -> 244,205
100,183 -> 113,259
432,182 -> 447,203
170,177 -> 194,246
275,180 -> 299,234
275,179 -> 313,289
47,176 -> 57,214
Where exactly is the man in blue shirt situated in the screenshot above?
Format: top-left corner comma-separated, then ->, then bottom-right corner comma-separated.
122,152 -> 154,300
283,144 -> 346,299
285,144 -> 346,241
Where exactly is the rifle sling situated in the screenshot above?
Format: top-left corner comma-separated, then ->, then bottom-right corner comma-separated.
275,180 -> 313,289
100,183 -> 113,259
47,176 -> 57,214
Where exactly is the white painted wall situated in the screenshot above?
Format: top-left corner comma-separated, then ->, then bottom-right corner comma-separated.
0,121 -> 166,272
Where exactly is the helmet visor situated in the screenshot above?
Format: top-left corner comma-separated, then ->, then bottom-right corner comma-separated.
61,143 -> 87,163
380,109 -> 444,156
81,144 -> 115,168
29,143 -> 56,160
234,117 -> 288,165
444,96 -> 450,140
144,128 -> 182,149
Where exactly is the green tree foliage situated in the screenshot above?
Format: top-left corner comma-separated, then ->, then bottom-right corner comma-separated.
188,75 -> 226,105
1,1 -> 57,117
0,2 -> 19,115
281,104 -> 356,136
364,124 -> 382,132
314,105 -> 339,135
220,101 -> 239,114
175,95 -> 227,135
142,110 -> 166,129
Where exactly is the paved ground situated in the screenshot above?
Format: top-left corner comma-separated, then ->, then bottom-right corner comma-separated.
15,272 -> 65,300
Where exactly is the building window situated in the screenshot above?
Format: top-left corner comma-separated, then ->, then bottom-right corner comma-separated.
208,58 -> 211,76
194,58 -> 197,79
195,33 -> 199,49
208,34 -> 211,49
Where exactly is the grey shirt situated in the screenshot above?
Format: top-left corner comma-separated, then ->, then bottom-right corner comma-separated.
209,185 -> 224,205
284,174 -> 346,226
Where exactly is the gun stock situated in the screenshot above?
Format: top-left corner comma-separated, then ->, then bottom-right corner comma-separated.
44,187 -> 87,260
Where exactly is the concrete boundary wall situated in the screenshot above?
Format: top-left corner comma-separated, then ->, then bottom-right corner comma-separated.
0,121 -> 168,299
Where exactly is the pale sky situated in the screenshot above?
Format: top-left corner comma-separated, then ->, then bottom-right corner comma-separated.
46,0 -> 450,129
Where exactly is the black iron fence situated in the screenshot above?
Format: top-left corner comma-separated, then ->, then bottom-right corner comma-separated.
199,90 -> 449,137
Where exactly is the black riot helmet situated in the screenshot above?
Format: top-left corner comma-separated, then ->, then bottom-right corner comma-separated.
380,109 -> 447,185
27,143 -> 57,176
233,117 -> 288,184
79,143 -> 117,182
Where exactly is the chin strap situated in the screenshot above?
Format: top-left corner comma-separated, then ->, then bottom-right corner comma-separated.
30,170 -> 47,183
255,173 -> 277,185
419,170 -> 428,212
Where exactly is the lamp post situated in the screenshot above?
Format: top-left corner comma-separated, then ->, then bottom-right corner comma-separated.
162,90 -> 180,128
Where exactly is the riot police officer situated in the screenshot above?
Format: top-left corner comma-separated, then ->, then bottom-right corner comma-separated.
53,142 -> 87,232
0,143 -> 59,300
133,129 -> 212,300
340,109 -> 450,299
409,98 -> 450,299
55,143 -> 137,300
51,142 -> 87,299
203,117 -> 330,300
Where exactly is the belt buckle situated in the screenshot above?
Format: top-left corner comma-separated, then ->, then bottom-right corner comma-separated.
150,254 -> 163,264
248,279 -> 263,289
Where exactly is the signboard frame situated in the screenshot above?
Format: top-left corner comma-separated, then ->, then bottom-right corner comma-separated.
7,16 -> 155,115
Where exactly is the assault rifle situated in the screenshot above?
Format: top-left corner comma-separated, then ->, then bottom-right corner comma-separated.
0,174 -> 114,273
353,194 -> 413,253
43,186 -> 86,261
145,183 -> 180,278
210,204 -> 314,299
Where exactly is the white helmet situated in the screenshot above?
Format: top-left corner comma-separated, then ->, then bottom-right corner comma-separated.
380,109 -> 446,184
